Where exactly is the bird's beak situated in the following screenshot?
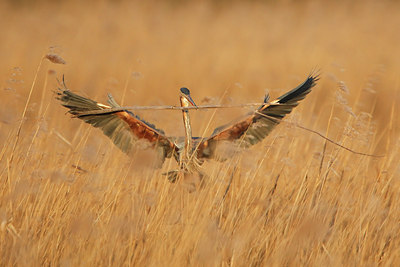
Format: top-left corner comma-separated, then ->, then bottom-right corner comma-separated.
186,94 -> 198,108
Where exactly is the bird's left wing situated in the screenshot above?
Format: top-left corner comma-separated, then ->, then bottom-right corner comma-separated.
197,74 -> 319,159
57,87 -> 177,162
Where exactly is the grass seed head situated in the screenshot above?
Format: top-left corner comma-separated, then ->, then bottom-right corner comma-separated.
45,54 -> 66,64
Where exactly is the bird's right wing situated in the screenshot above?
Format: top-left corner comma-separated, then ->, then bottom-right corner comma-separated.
197,74 -> 319,159
57,87 -> 177,162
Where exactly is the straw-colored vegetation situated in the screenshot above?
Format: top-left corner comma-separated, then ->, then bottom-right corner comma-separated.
1,0 -> 400,265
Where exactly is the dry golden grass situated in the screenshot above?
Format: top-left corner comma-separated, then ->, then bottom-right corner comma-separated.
1,0 -> 400,265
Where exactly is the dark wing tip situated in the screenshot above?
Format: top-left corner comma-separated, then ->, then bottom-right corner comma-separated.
277,72 -> 319,104
308,68 -> 321,83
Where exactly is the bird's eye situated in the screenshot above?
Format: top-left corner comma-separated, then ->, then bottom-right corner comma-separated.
180,87 -> 190,95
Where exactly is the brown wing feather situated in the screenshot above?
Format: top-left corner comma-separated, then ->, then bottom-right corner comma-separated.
57,88 -> 176,162
197,73 -> 319,159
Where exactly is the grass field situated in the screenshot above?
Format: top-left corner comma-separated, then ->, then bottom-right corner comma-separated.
1,0 -> 400,265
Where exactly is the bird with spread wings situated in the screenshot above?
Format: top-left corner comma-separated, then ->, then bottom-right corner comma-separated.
57,73 -> 318,181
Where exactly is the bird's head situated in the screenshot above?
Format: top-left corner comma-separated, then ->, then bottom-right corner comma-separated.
180,87 -> 197,108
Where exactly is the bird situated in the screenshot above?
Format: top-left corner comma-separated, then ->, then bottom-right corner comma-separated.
57,73 -> 319,181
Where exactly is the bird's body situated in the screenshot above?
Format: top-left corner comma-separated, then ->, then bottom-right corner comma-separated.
57,73 -> 319,181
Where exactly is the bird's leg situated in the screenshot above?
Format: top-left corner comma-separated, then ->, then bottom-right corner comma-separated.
162,157 -> 187,183
162,170 -> 181,183
196,170 -> 206,189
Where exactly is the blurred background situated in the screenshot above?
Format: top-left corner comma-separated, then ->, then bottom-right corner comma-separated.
1,0 -> 399,140
1,1 -> 400,265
